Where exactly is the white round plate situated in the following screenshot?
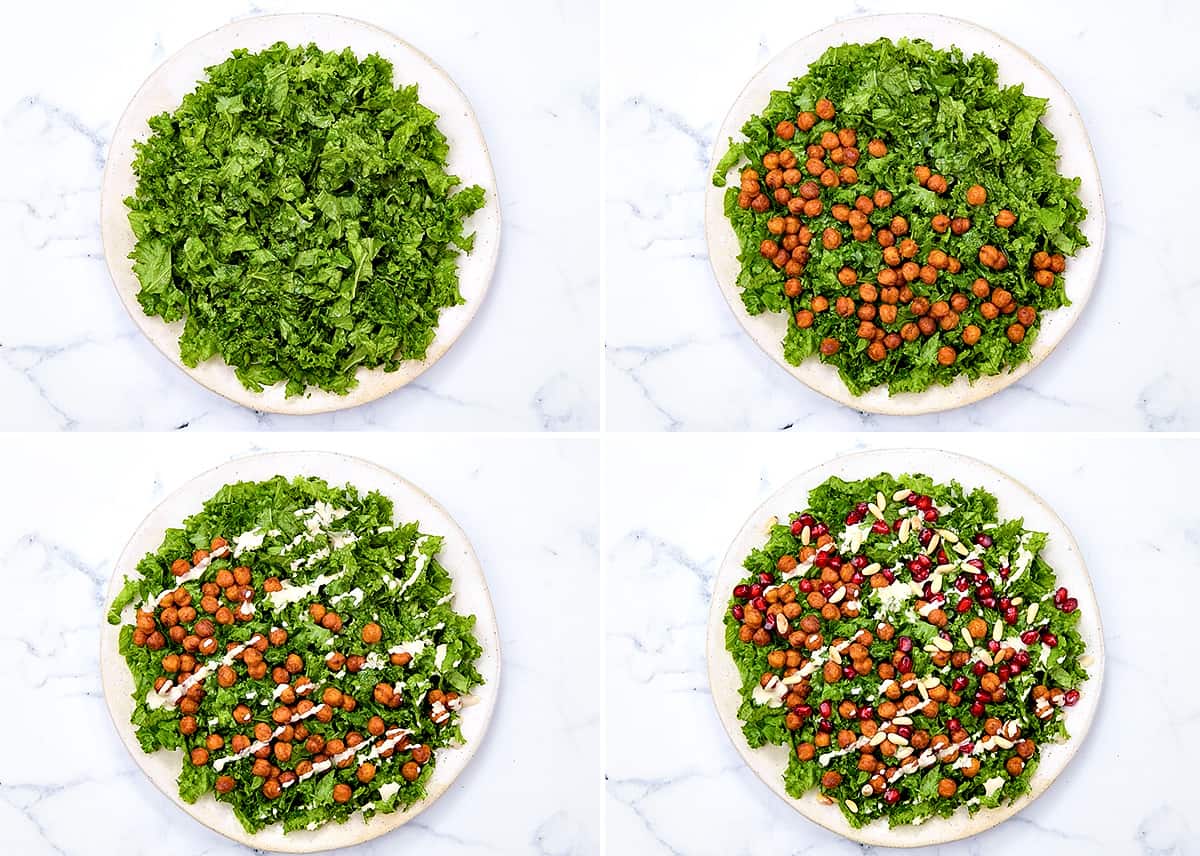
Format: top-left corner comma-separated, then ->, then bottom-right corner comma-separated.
101,14 -> 502,414
100,451 -> 501,852
705,14 -> 1105,415
705,448 -> 1104,847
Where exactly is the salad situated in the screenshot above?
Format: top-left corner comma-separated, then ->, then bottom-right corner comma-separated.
125,42 -> 486,397
712,38 -> 1089,396
723,473 -> 1089,828
106,475 -> 484,834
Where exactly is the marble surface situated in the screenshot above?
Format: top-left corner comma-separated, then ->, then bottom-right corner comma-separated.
0,434 -> 601,855
0,0 -> 600,430
606,0 -> 1200,431
607,433 -> 1199,854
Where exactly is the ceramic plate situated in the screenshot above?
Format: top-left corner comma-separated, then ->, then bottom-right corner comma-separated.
99,451 -> 501,852
705,14 -> 1105,415
101,14 -> 502,414
705,448 -> 1104,847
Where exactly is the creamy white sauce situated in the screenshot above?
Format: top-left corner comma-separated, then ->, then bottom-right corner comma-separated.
266,570 -> 345,609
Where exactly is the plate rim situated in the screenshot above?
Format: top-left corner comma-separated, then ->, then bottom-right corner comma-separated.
99,12 -> 503,415
703,12 -> 1107,416
98,449 -> 502,853
704,447 -> 1105,847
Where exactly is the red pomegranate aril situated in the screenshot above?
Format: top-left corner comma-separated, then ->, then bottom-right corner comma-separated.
898,655 -> 913,673
915,496 -> 932,511
1041,632 -> 1059,647
1004,607 -> 1019,624
999,597 -> 1011,610
731,605 -> 745,620
999,566 -> 1011,579
818,718 -> 833,733
952,676 -> 968,691
799,514 -> 816,528
968,561 -> 985,573
974,689 -> 992,703
960,741 -> 974,754
907,560 -> 922,574
759,572 -> 774,584
842,665 -> 856,679
954,576 -> 970,592
978,582 -> 994,598
1014,651 -> 1031,668
916,554 -> 932,570
845,511 -> 863,525
827,555 -> 843,570
1064,689 -> 1080,706
1062,597 -> 1078,613
881,568 -> 896,583
980,596 -> 997,609
897,636 -> 913,653
799,579 -> 814,593
884,788 -> 901,805
853,504 -> 868,516
814,551 -> 829,568
946,717 -> 961,732
1008,662 -> 1022,676
997,664 -> 1012,681
819,582 -> 835,597
850,571 -> 865,585
893,518 -> 905,532
858,706 -> 874,721
918,529 -> 933,546
750,584 -> 763,598
871,519 -> 890,535
969,701 -> 986,716
791,519 -> 805,535
956,598 -> 972,614
1054,587 -> 1068,605
937,548 -> 949,565
974,533 -> 993,548
812,523 -> 829,537
906,494 -> 919,506
753,597 -> 767,611
986,640 -> 1000,653
819,700 -> 832,718
924,509 -> 939,522
972,661 -> 986,676
851,555 -> 868,570
1020,629 -> 1039,645
897,725 -> 913,740
733,584 -> 750,599
795,704 -> 812,718
912,567 -> 930,582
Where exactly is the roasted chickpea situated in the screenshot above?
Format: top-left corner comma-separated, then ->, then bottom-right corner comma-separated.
971,278 -> 991,299
857,303 -> 877,322
1007,323 -> 1026,344
938,778 -> 958,798
859,283 -> 878,303
914,165 -> 931,186
931,214 -> 950,233
822,228 -> 842,250
900,261 -> 920,282
818,337 -> 840,356
815,98 -> 835,120
190,747 -> 209,766
796,111 -> 817,131
802,198 -> 823,218
401,761 -> 421,782
868,138 -> 887,157
936,346 -> 957,366
966,184 -> 987,205
1050,254 -> 1066,273
994,209 -> 1016,228
951,217 -> 971,236
775,120 -> 796,140
962,324 -> 982,346
980,301 -> 1000,320
1017,306 -> 1037,327
890,215 -> 908,236
873,189 -> 893,209
879,304 -> 898,325
171,558 -> 191,576
1006,756 -> 1025,776
321,612 -> 343,632
867,341 -> 886,362
820,169 -> 839,188
794,310 -> 815,329
900,322 -> 920,342
1032,251 -> 1051,270
839,166 -> 857,185
926,174 -> 948,194
1034,269 -> 1055,287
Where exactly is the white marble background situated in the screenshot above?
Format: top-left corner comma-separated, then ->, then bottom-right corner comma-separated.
0,433 -> 601,854
606,0 -> 1200,431
0,0 -> 600,430
607,433 -> 1199,854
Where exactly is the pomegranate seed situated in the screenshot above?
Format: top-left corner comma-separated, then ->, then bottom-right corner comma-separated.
818,718 -> 833,733
946,717 -> 961,731
937,549 -> 948,565
967,560 -> 985,572
799,579 -> 814,593
952,676 -> 968,691
799,514 -> 816,528
898,655 -> 913,673
897,636 -> 913,653
999,566 -> 1011,579
731,605 -> 745,620
819,582 -> 835,597
999,597 -> 1011,610
916,496 -> 932,511
974,533 -> 993,548
884,788 -> 901,804
750,584 -> 763,598
851,571 -> 865,585
871,519 -> 890,534
881,568 -> 896,583
916,555 -> 932,569
858,706 -> 874,721
980,596 -> 997,609
852,505 -> 867,516
924,509 -> 939,522
969,701 -> 985,716
760,572 -> 774,584
1004,607 -> 1018,624
978,582 -> 994,598
974,689 -> 992,703
813,552 -> 829,568
1014,651 -> 1031,668
1020,629 -> 1039,645
845,512 -> 862,525
956,598 -> 972,614
1041,633 -> 1058,648
972,662 -> 986,676
753,597 -> 767,611
1064,689 -> 1080,706
912,567 -> 930,582
1062,598 -> 1078,613
918,529 -> 933,546
954,576 -> 969,592
733,584 -> 750,599
921,581 -> 933,598
1009,663 -> 1022,676
851,555 -> 868,570
933,593 -> 946,605
827,555 -> 843,570
1054,587 -> 1067,605
997,664 -> 1012,681
795,704 -> 812,718
906,494 -> 919,506
818,701 -> 832,718
892,518 -> 905,532
986,640 -> 1000,653
907,560 -> 922,574
897,725 -> 913,740
791,520 -> 804,535
812,523 -> 829,537
960,741 -> 974,754
843,665 -> 856,679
